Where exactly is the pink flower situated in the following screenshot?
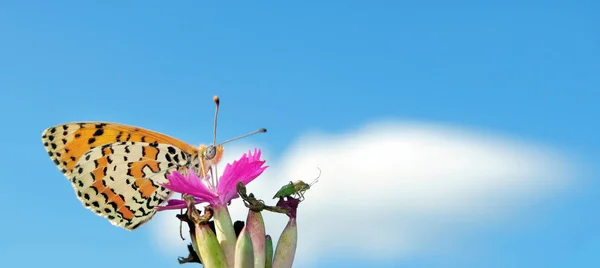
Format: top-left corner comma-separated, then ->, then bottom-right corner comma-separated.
157,149 -> 268,211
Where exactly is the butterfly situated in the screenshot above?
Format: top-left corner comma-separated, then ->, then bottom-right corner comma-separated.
41,96 -> 266,230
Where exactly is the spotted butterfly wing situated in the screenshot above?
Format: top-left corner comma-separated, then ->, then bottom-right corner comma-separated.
41,122 -> 210,230
72,142 -> 195,229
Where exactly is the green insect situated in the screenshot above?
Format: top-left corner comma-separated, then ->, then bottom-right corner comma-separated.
273,168 -> 321,201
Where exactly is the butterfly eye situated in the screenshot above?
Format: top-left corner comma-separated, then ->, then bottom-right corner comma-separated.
204,145 -> 217,160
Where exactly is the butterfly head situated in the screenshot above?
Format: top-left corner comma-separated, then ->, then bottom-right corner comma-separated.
200,144 -> 224,165
196,95 -> 266,178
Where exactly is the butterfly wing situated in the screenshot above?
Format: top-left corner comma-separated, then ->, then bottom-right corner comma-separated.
42,122 -> 205,230
41,122 -> 201,177
71,142 -> 197,229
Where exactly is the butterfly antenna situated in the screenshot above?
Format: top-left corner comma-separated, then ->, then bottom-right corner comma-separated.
215,127 -> 266,186
212,95 -> 220,146
211,96 -> 220,186
309,167 -> 321,186
220,128 -> 267,145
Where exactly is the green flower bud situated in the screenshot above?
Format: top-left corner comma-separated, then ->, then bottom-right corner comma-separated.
272,218 -> 298,268
194,222 -> 227,268
213,205 -> 237,267
246,210 -> 266,268
234,227 -> 255,268
265,235 -> 274,268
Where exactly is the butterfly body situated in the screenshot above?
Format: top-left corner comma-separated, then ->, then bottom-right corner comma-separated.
42,122 -> 217,230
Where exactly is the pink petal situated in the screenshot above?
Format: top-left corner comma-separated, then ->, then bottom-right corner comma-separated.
156,199 -> 190,211
217,149 -> 268,203
162,169 -> 219,204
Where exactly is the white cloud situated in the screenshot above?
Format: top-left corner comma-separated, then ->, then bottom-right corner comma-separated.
149,120 -> 574,266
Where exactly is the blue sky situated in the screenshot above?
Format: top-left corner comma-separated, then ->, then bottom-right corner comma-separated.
1,1 -> 598,267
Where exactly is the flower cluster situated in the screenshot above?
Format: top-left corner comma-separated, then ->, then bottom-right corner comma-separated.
158,149 -> 304,268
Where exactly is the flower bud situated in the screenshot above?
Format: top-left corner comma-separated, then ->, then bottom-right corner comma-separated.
194,222 -> 227,268
246,210 -> 266,268
272,218 -> 298,268
265,235 -> 274,268
234,227 -> 255,268
213,205 -> 237,267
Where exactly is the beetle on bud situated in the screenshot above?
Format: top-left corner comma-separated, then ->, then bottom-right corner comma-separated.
272,168 -> 321,201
